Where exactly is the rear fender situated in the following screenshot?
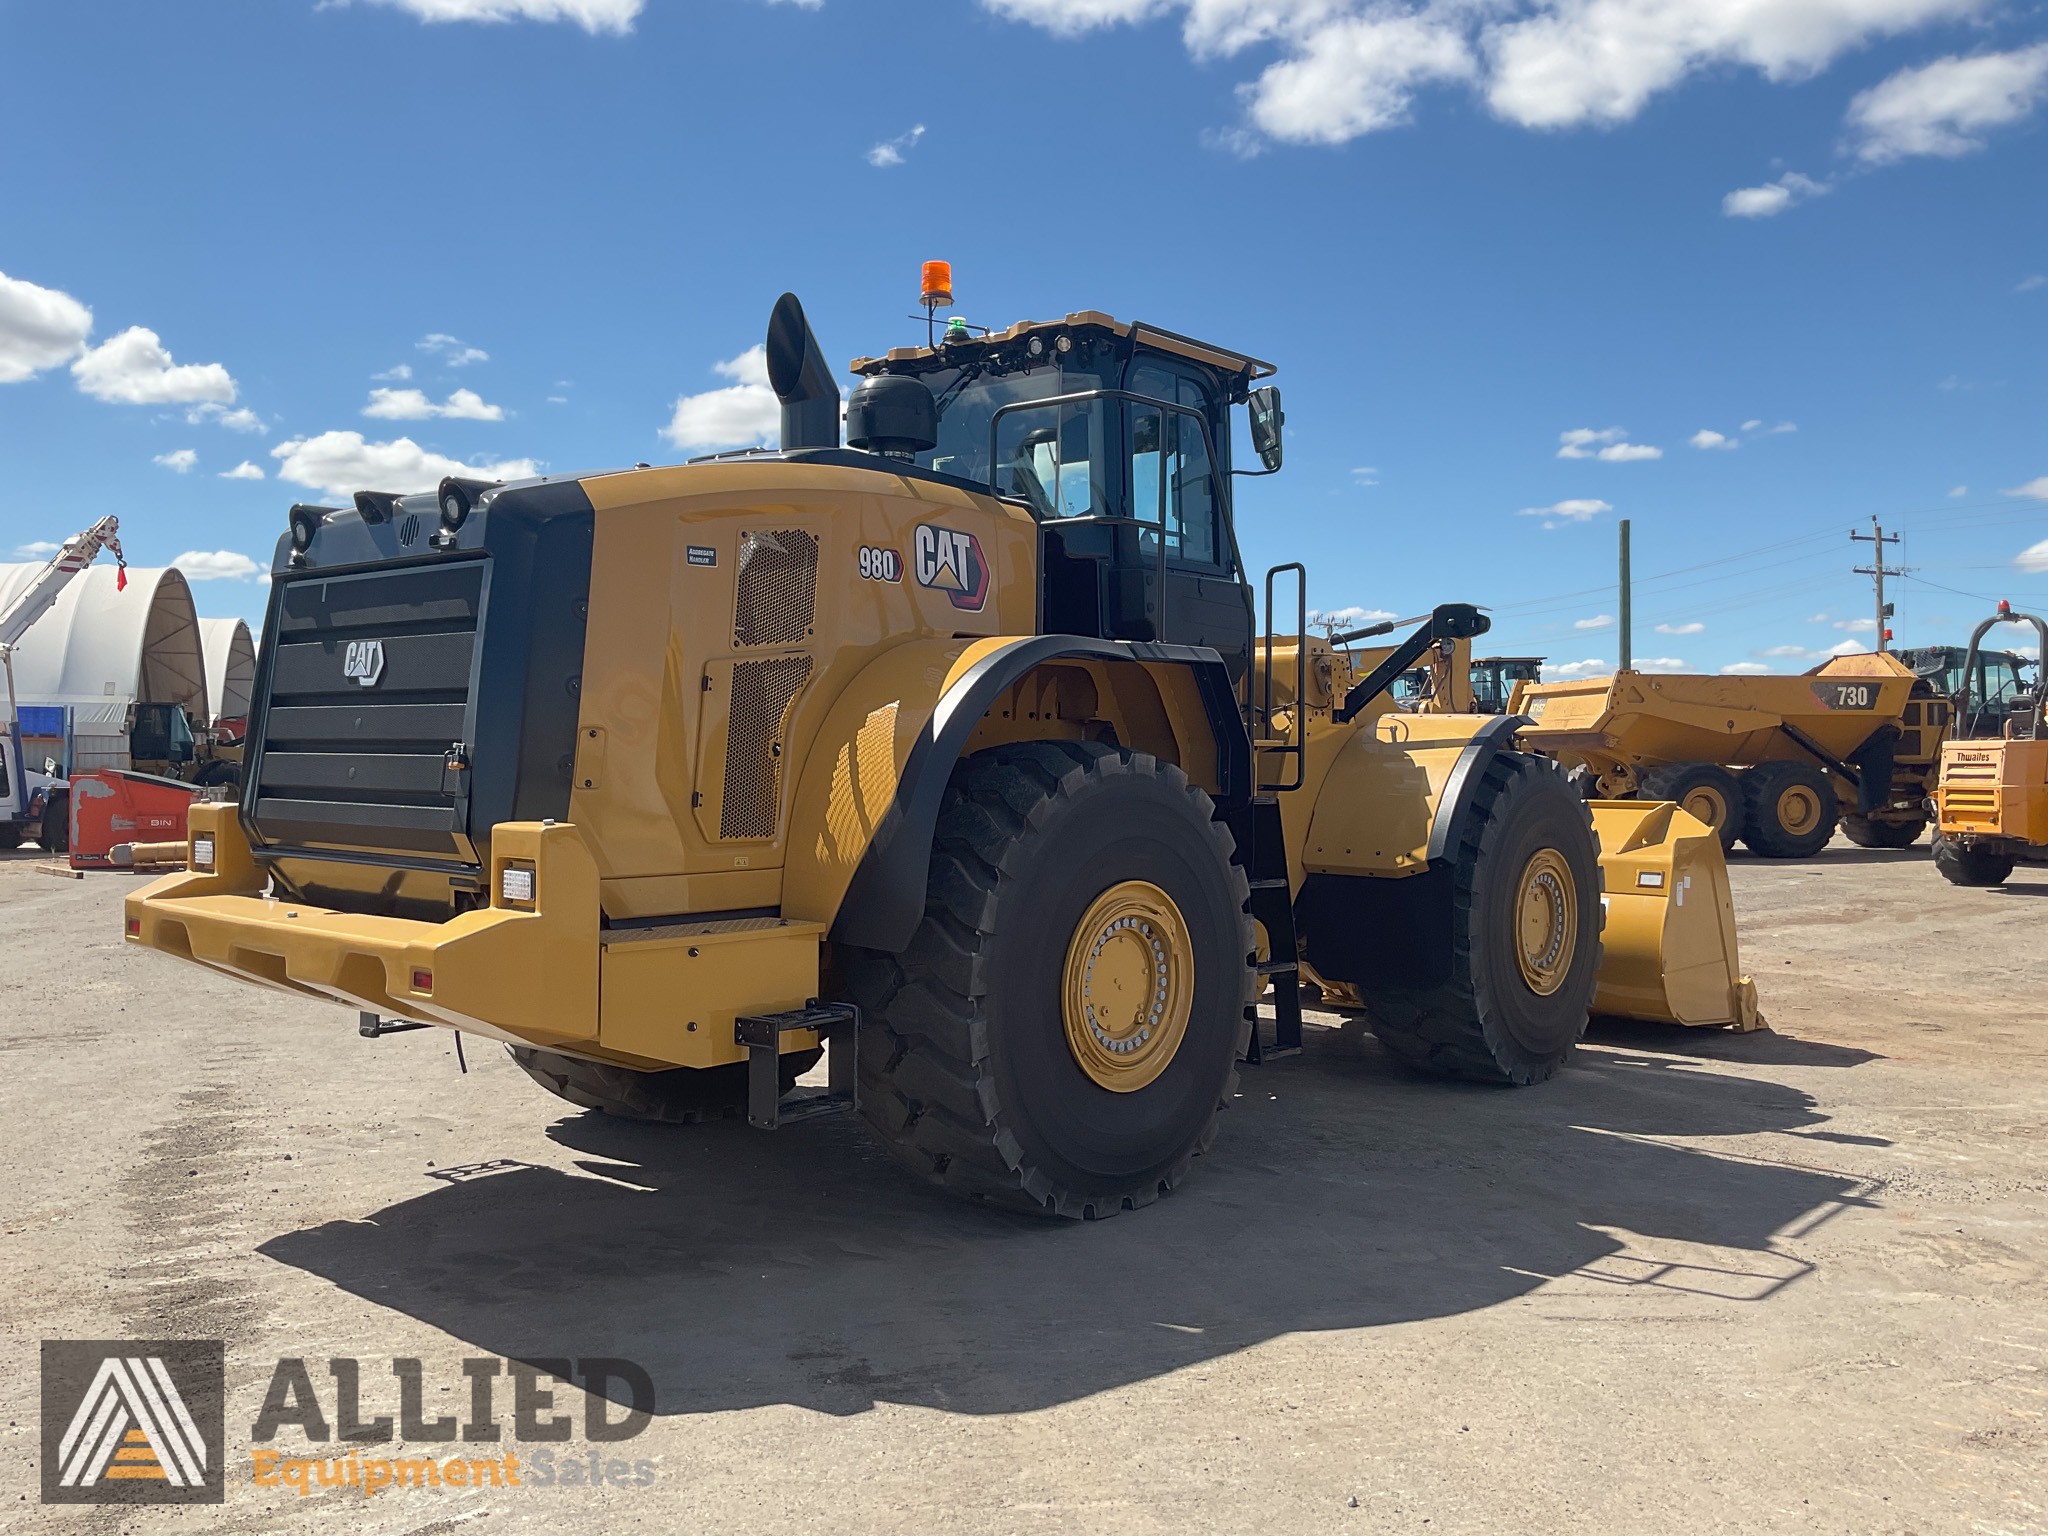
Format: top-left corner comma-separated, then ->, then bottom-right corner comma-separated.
783,635 -> 1248,953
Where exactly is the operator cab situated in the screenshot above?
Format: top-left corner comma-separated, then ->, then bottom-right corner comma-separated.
851,310 -> 1283,679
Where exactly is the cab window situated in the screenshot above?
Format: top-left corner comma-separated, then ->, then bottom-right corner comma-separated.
1126,359 -> 1220,570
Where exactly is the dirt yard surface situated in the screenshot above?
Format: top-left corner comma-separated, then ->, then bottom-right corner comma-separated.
2,838 -> 2044,1535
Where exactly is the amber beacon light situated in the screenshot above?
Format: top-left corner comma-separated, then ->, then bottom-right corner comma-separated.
920,260 -> 953,308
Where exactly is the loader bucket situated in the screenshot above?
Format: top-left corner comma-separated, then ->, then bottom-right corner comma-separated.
1588,800 -> 1763,1031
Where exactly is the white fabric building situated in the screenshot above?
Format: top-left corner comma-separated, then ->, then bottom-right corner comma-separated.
198,616 -> 256,722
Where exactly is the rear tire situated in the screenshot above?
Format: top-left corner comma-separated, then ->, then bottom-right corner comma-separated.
1367,753 -> 1601,1086
1638,762 -> 1742,853
843,741 -> 1255,1218
1932,831 -> 2015,887
0,824 -> 20,851
1842,814 -> 1924,849
508,1045 -> 820,1123
1740,761 -> 1838,858
39,793 -> 68,853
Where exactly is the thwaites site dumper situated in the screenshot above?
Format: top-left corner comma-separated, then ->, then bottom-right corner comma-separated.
1930,605 -> 2048,888
1513,656 -> 1949,857
129,284 -> 1756,1217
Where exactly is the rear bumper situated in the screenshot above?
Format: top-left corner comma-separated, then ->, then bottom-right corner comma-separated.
125,803 -> 821,1070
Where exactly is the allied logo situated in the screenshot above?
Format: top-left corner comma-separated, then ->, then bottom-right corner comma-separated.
913,524 -> 989,612
342,639 -> 386,688
42,1340 -> 225,1504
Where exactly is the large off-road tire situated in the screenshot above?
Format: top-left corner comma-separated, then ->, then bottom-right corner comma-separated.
39,793 -> 68,853
0,824 -> 21,851
1932,831 -> 2015,887
843,741 -> 1255,1219
1842,814 -> 1925,849
1740,760 -> 1838,858
1367,752 -> 1601,1086
508,1045 -> 820,1124
1638,762 -> 1742,852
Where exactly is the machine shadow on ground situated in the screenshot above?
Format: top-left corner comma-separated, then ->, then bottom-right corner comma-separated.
1584,1017 -> 1885,1070
260,1027 -> 1871,1419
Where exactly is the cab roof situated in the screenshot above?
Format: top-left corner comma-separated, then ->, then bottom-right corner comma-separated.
850,311 -> 1275,381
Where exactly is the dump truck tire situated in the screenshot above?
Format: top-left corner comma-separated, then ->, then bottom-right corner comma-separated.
1842,814 -> 1924,849
39,793 -> 68,853
843,741 -> 1255,1219
1638,763 -> 1741,852
1932,832 -> 2015,887
1367,752 -> 1600,1086
507,1046 -> 821,1123
1740,761 -> 1838,858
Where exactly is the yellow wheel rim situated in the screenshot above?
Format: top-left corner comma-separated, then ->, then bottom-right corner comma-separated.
1680,784 -> 1728,831
1777,783 -> 1824,836
1513,848 -> 1578,997
1061,880 -> 1194,1093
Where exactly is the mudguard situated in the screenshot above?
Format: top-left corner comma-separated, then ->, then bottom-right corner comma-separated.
781,634 -> 1248,953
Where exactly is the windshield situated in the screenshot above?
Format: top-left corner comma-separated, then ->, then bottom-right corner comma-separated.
916,343 -> 1115,514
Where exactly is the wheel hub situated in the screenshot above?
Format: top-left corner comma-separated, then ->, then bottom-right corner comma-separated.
1061,880 -> 1194,1093
1778,784 -> 1822,835
1681,785 -> 1726,830
1513,848 -> 1578,997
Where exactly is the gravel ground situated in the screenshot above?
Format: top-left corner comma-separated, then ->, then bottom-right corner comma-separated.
2,837 -> 2044,1535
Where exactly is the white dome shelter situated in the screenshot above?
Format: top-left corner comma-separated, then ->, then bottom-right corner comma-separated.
0,563 -> 206,771
198,616 -> 257,723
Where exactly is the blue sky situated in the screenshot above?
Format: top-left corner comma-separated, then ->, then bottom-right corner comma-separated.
2,0 -> 2044,677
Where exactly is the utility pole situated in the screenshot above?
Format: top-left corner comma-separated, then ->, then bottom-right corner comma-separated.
1618,518 -> 1632,671
1850,518 -> 1905,653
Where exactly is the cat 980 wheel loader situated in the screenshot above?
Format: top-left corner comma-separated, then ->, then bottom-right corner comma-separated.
127,273 -> 1755,1217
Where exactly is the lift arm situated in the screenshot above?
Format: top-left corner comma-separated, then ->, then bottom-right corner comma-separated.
1333,604 -> 1491,723
1,516 -> 124,726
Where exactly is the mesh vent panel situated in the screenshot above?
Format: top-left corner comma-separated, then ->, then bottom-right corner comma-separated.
721,655 -> 812,839
734,530 -> 818,648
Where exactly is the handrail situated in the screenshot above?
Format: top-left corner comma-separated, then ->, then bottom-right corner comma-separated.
1260,563 -> 1307,792
1958,608 -> 2048,740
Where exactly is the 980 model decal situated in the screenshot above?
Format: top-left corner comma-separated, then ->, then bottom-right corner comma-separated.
856,546 -> 901,583
913,524 -> 989,612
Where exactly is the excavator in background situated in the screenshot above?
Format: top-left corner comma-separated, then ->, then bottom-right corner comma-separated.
0,518 -> 124,851
126,273 -> 1759,1218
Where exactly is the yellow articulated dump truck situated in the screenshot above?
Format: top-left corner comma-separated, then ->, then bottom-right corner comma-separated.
1930,605 -> 2048,887
1514,656 -> 1949,857
126,280 -> 1754,1217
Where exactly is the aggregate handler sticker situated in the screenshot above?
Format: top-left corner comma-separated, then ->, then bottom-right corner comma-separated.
913,524 -> 989,612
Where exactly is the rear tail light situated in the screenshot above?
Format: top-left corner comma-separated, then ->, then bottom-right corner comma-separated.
499,863 -> 536,905
125,917 -> 141,936
411,969 -> 434,993
191,835 -> 215,871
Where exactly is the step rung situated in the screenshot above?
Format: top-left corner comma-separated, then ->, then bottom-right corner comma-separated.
1248,877 -> 1290,890
1256,959 -> 1299,975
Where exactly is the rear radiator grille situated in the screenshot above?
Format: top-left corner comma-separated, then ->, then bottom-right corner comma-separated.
733,529 -> 818,648
720,655 -> 813,840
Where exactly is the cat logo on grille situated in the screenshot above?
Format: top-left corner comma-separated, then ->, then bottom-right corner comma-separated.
342,639 -> 386,687
913,524 -> 989,612
41,1341 -> 224,1504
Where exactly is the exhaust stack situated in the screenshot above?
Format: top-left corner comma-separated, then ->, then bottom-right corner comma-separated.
765,293 -> 839,451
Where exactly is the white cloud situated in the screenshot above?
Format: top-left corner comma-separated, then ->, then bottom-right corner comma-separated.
1309,605 -> 1399,630
1351,466 -> 1379,485
1847,43 -> 2048,163
2004,476 -> 2048,500
1690,428 -> 1736,450
1722,662 -> 1772,674
1637,656 -> 1687,672
362,0 -> 643,33
1766,421 -> 1797,433
153,448 -> 198,473
1240,13 -> 1475,144
416,332 -> 489,367
1518,497 -> 1612,528
1947,484 -> 1967,497
1656,621 -> 1704,634
72,326 -> 236,405
866,124 -> 927,167
1557,426 -> 1661,461
271,430 -> 537,501
2015,539 -> 2048,573
1742,419 -> 1762,431
188,402 -> 266,432
1835,617 -> 1878,632
0,269 -> 93,383
1722,171 -> 1828,218
661,344 -> 783,451
1825,638 -> 1867,655
219,461 -> 265,480
1760,644 -> 1811,657
1550,657 -> 1610,679
172,549 -> 263,581
374,363 -> 413,382
1575,613 -> 1614,630
2020,274 -> 2047,293
14,541 -> 61,559
364,386 -> 505,421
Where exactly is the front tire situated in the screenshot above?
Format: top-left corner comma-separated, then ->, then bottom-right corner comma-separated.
844,742 -> 1255,1218
39,793 -> 68,853
1366,753 -> 1602,1086
1932,831 -> 2015,887
1842,814 -> 1924,849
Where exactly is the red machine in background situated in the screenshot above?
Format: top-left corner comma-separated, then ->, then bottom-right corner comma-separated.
66,768 -> 212,870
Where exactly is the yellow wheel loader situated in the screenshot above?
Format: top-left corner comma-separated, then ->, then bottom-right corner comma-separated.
1514,656 -> 1950,856
1930,604 -> 2048,887
127,284 -> 1753,1217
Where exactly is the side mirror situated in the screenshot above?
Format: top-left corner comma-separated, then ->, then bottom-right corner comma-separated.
1247,386 -> 1283,472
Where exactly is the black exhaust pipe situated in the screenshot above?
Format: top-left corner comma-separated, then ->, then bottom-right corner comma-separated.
764,293 -> 839,451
